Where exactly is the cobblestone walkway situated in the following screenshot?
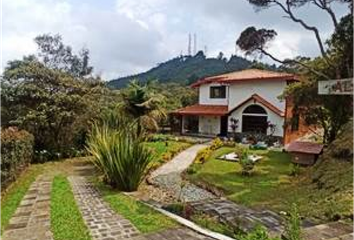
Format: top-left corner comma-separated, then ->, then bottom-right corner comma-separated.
69,176 -> 141,240
150,144 -> 216,202
2,175 -> 54,240
302,222 -> 353,240
190,199 -> 284,236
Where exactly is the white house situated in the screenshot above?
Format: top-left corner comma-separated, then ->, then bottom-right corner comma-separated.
173,69 -> 306,144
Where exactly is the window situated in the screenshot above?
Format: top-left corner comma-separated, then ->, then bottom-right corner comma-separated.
210,86 -> 226,98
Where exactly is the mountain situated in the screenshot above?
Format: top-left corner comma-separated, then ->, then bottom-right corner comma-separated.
107,51 -> 253,89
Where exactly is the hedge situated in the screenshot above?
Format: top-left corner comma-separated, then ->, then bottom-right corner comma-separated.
1,127 -> 34,189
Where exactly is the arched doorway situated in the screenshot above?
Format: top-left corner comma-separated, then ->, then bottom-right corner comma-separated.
242,105 -> 268,134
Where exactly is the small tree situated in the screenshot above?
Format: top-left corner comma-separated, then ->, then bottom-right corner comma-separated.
239,149 -> 255,176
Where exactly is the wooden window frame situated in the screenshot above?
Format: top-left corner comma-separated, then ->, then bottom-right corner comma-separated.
210,86 -> 226,99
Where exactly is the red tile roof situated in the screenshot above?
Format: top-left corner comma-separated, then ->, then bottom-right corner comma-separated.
229,94 -> 284,117
191,69 -> 299,88
173,104 -> 228,116
286,141 -> 324,154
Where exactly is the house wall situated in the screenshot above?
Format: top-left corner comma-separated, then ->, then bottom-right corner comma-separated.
228,101 -> 284,137
283,97 -> 312,145
290,152 -> 316,165
228,80 -> 286,111
199,115 -> 221,135
199,83 -> 228,105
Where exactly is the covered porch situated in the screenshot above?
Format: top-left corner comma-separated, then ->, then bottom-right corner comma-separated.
172,104 -> 228,137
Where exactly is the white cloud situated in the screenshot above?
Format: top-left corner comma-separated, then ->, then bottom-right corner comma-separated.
2,0 -> 349,80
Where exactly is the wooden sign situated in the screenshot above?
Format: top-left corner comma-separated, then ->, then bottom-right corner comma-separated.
318,78 -> 353,95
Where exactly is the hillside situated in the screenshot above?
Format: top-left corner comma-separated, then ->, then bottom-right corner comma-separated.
108,51 -> 253,88
297,120 -> 353,222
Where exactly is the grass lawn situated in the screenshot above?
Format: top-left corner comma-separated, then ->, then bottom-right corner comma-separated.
51,175 -> 91,240
95,180 -> 178,233
1,164 -> 44,233
145,140 -> 191,166
187,147 -> 294,210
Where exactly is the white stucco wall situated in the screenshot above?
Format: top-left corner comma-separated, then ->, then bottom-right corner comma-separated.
228,80 -> 286,111
228,101 -> 284,137
199,116 -> 221,135
199,83 -> 228,105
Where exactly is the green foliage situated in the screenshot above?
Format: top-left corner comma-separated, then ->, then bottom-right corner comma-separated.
194,138 -> 224,164
194,148 -> 213,164
238,225 -> 280,240
108,53 -> 252,88
145,140 -> 190,165
119,80 -> 166,133
187,147 -> 293,207
86,123 -> 152,191
51,175 -> 91,240
210,138 -> 223,150
284,203 -> 302,240
1,128 -> 34,188
240,1 -> 353,144
34,34 -> 93,77
289,163 -> 301,177
239,149 -> 256,176
150,82 -> 198,111
1,34 -> 117,161
164,203 -> 186,215
191,213 -> 239,238
96,180 -> 177,233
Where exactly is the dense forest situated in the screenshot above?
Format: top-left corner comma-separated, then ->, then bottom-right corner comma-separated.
107,51 -> 275,88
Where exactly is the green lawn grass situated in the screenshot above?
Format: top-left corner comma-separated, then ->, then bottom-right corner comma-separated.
187,147 -> 294,209
1,164 -> 44,233
96,181 -> 178,233
145,141 -> 191,161
51,175 -> 91,240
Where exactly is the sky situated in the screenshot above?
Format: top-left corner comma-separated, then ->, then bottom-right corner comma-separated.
2,0 -> 349,80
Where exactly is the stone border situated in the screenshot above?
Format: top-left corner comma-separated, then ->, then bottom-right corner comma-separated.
2,175 -> 54,240
140,201 -> 235,240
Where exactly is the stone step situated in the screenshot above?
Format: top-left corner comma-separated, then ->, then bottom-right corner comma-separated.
302,222 -> 353,240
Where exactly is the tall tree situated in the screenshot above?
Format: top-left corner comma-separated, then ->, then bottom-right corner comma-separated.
119,80 -> 167,133
237,0 -> 353,143
34,34 -> 93,77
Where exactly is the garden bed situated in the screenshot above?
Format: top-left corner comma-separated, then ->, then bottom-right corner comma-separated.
186,147 -> 293,209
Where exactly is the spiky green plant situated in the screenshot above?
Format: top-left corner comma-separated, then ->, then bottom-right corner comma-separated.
86,123 -> 152,191
284,203 -> 303,240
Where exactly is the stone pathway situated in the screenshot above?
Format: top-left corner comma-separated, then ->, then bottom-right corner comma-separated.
150,144 -> 216,202
190,199 -> 284,236
69,176 -> 140,240
2,175 -> 54,240
149,144 -> 286,235
302,222 -> 353,240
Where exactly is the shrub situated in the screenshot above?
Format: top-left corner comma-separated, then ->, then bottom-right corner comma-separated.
289,163 -> 301,176
194,138 -> 223,164
194,148 -> 213,164
238,225 -> 280,240
284,203 -> 303,240
86,124 -> 152,191
210,137 -> 223,150
239,149 -> 255,176
1,127 -> 34,189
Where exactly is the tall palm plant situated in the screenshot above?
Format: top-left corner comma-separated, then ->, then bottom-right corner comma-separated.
119,80 -> 166,133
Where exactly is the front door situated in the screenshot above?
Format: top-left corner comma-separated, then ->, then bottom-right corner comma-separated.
242,115 -> 268,134
220,116 -> 228,136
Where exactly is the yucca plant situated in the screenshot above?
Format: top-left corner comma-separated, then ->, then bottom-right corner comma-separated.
86,123 -> 152,191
